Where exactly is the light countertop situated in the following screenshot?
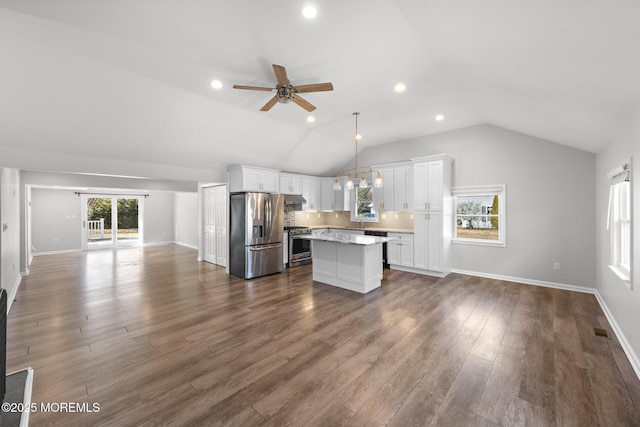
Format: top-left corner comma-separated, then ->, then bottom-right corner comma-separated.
299,233 -> 395,246
306,225 -> 413,234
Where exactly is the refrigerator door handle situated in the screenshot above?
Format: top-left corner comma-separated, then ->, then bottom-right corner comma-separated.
249,243 -> 283,251
266,196 -> 272,239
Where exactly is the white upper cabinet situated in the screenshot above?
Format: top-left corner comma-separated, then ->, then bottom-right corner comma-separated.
321,178 -> 336,211
393,165 -> 412,211
302,177 -> 321,211
372,164 -> 412,211
228,165 -> 280,193
279,174 -> 302,195
412,155 -> 452,211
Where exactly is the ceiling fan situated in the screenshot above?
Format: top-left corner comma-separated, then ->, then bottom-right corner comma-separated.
233,64 -> 333,112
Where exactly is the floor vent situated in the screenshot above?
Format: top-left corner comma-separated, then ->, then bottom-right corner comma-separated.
594,327 -> 609,338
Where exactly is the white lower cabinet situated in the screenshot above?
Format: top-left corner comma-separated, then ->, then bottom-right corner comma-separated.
388,233 -> 413,267
413,211 -> 449,275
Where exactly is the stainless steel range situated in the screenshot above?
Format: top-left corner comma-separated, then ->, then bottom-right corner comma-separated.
285,226 -> 312,267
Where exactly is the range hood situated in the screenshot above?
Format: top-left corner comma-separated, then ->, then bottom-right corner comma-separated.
284,194 -> 306,211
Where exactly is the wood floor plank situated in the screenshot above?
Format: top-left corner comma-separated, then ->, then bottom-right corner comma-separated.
6,244 -> 640,426
555,358 -> 600,426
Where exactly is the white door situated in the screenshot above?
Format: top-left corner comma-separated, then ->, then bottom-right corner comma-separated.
214,186 -> 227,267
203,185 -> 227,267
203,187 -> 216,263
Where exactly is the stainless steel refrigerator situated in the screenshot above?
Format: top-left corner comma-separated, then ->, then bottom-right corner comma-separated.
229,193 -> 284,279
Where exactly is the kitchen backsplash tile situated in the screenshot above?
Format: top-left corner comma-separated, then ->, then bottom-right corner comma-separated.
294,211 -> 413,231
283,207 -> 296,227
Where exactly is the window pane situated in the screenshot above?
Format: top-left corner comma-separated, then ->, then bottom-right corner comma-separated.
355,187 -> 376,218
87,197 -> 111,242
455,194 -> 499,240
456,218 -> 499,240
117,198 -> 139,242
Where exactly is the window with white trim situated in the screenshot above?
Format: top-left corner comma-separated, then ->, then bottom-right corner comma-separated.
452,185 -> 506,247
608,162 -> 632,285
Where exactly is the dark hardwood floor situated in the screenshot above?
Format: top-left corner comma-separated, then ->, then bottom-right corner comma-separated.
6,244 -> 640,426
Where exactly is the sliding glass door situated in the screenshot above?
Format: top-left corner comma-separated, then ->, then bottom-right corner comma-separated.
82,195 -> 143,249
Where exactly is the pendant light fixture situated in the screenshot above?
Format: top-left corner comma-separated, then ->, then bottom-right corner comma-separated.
335,112 -> 382,191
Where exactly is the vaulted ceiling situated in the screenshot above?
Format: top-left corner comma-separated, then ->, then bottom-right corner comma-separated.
1,1 -> 639,180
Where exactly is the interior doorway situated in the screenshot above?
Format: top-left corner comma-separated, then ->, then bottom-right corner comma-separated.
203,185 -> 227,267
81,195 -> 144,249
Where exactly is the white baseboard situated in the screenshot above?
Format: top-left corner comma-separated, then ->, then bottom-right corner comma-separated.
7,272 -> 24,313
32,248 -> 81,257
143,241 -> 174,247
450,268 -> 596,294
390,264 -> 448,278
143,241 -> 197,250
593,291 -> 640,381
173,241 -> 198,250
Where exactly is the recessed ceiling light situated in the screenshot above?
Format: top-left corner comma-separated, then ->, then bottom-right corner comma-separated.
394,83 -> 406,93
306,115 -> 315,123
210,79 -> 223,89
301,5 -> 317,19
435,114 -> 445,121
355,134 -> 362,140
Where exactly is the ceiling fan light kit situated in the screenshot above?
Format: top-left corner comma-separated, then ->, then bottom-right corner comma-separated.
233,64 -> 333,112
335,112 -> 383,191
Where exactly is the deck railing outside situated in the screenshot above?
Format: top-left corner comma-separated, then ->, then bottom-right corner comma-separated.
87,219 -> 105,240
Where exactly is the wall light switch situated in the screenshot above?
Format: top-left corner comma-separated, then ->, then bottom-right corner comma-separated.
554,262 -> 561,271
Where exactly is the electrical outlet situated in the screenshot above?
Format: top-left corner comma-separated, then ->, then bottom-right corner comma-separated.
554,262 -> 561,271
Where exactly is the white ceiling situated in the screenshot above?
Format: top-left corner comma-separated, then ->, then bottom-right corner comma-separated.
1,1 -> 639,179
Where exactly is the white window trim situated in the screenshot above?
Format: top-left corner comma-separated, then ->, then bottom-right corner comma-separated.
349,187 -> 379,223
607,160 -> 632,287
452,184 -> 506,247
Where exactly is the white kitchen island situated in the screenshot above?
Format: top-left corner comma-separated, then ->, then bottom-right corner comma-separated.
299,233 -> 395,294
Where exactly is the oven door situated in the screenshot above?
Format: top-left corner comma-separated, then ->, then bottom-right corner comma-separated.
289,235 -> 312,267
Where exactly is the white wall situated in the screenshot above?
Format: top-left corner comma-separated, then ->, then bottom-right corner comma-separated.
174,192 -> 198,249
1,168 -> 22,310
595,112 -> 640,373
29,188 -> 178,252
355,124 -> 596,288
31,188 -> 81,254
143,191 -> 175,245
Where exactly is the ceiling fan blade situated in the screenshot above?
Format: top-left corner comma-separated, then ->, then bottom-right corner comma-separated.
260,96 -> 279,111
272,64 -> 290,86
295,82 -> 334,93
233,85 -> 273,91
292,95 -> 316,112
